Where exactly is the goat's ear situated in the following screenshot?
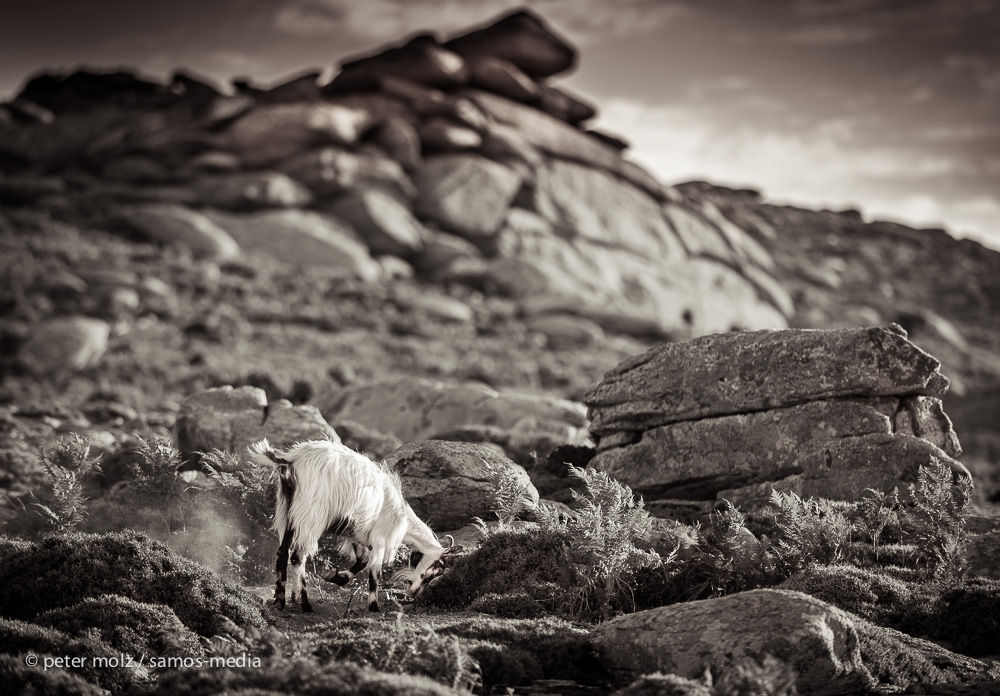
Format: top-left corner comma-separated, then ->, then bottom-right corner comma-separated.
443,544 -> 464,556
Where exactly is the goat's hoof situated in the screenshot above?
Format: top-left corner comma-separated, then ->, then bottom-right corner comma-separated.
324,570 -> 352,586
368,601 -> 380,613
302,601 -> 314,613
273,598 -> 286,610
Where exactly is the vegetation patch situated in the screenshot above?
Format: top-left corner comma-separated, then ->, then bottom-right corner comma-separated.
0,530 -> 268,636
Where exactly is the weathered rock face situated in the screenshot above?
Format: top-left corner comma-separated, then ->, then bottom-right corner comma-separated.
315,377 -> 588,444
586,325 -> 968,511
175,386 -> 340,460
592,589 -> 876,696
0,9 -> 790,340
384,439 -> 539,529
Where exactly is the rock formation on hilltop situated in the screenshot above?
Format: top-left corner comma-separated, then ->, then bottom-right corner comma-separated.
0,9 -> 790,339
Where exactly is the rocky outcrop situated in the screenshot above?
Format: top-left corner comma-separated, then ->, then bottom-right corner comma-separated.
592,589 -> 876,695
175,386 -> 340,460
384,440 -> 538,529
0,9 -> 791,339
585,325 -> 969,512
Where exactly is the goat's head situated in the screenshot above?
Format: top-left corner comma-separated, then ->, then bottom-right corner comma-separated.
394,536 -> 464,598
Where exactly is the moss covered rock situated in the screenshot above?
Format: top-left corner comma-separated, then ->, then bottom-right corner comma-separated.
0,531 -> 268,636
36,594 -> 204,660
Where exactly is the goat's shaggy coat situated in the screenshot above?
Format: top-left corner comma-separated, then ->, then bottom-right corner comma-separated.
248,438 -> 460,612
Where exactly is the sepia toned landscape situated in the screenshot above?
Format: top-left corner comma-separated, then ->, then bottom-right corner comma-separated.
1,5 -> 999,695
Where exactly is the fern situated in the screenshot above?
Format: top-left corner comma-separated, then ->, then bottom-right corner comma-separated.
766,491 -> 850,573
480,456 -> 534,527
30,434 -> 102,532
899,460 -> 972,574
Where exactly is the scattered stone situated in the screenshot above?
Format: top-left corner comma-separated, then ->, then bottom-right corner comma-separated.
220,101 -> 375,167
328,188 -> 429,257
119,203 -> 241,260
535,83 -> 596,125
197,171 -> 313,209
444,9 -> 576,78
371,116 -> 422,170
414,154 -> 523,238
260,70 -> 322,102
278,146 -> 415,200
204,208 -> 381,281
332,34 -> 468,92
376,254 -> 415,281
586,325 -> 950,435
19,317 -> 111,376
385,440 -> 538,528
417,116 -> 483,151
184,151 -> 243,172
584,130 -> 628,151
592,589 -> 876,696
397,293 -> 474,324
411,232 -> 485,281
315,377 -> 587,443
465,55 -> 541,102
525,312 -> 605,349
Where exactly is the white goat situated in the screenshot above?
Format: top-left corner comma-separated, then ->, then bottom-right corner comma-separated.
247,438 -> 462,612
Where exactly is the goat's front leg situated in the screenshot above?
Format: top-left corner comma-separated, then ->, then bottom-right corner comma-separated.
368,570 -> 380,612
324,542 -> 371,586
274,529 -> 293,610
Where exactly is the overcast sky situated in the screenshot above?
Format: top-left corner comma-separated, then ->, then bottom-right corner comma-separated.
2,0 -> 999,249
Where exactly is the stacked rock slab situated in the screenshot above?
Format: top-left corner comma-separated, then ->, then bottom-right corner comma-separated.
0,9 -> 790,339
584,324 -> 969,515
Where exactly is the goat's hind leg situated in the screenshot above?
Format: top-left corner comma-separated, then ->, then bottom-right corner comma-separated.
288,545 -> 313,613
324,542 -> 371,586
273,529 -> 293,610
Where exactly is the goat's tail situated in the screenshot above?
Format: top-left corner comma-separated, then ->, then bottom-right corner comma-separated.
248,439 -> 296,537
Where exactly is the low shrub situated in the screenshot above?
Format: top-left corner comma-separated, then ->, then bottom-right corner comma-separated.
0,618 -> 149,692
0,531 -> 268,636
0,653 -> 105,696
35,594 -> 204,660
613,672 -> 712,696
931,578 -> 1000,657
29,434 -> 103,533
310,614 -> 480,692
147,656 -> 461,696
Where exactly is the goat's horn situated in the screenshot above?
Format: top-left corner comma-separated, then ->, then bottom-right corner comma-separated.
445,534 -> 455,548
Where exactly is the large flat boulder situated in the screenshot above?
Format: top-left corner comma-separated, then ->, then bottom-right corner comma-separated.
331,35 -> 468,92
277,146 -> 415,200
592,589 -> 876,695
585,325 -> 950,435
327,188 -> 429,257
314,378 -> 587,443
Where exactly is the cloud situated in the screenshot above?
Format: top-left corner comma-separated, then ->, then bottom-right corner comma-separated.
595,96 -> 1000,248
273,0 -> 691,46
785,0 -> 1000,44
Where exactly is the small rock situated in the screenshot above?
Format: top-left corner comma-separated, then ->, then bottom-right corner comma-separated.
525,312 -> 604,349
197,171 -> 313,209
19,317 -> 111,376
371,116 -> 422,170
417,116 -> 483,151
120,203 -> 241,261
398,294 -> 474,324
465,54 -> 540,102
